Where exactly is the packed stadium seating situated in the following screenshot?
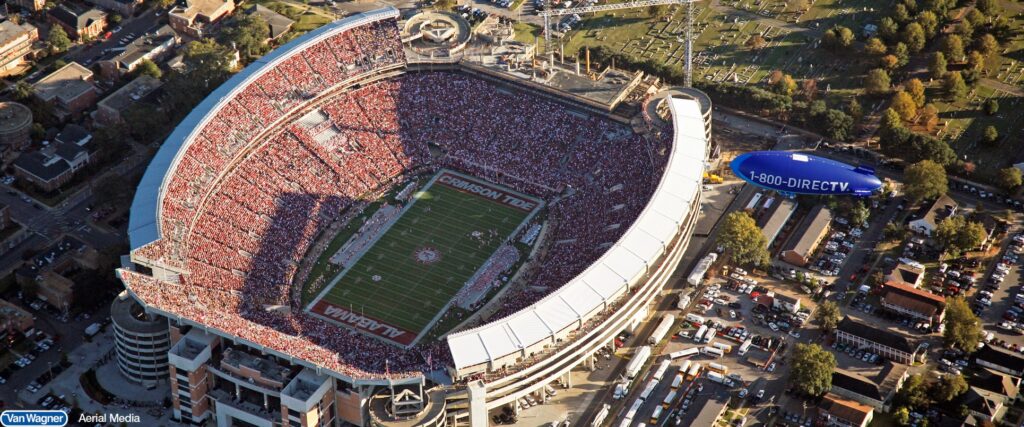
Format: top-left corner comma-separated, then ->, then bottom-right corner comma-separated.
130,17 -> 669,379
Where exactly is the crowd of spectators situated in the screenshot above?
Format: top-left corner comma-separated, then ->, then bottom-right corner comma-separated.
127,18 -> 668,380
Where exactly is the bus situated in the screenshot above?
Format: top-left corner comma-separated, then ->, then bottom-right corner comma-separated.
661,390 -> 677,408
649,406 -> 663,424
701,346 -> 724,359
686,363 -> 702,380
652,359 -> 671,382
712,342 -> 733,353
649,314 -> 676,344
693,325 -> 708,343
738,338 -> 753,356
703,328 -> 717,343
624,398 -> 644,423
624,346 -> 652,381
670,373 -> 683,390
707,362 -> 728,375
639,379 -> 658,401
678,360 -> 692,377
669,347 -> 699,360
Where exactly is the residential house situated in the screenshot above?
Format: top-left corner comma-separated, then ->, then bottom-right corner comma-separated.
168,0 -> 235,38
54,124 -> 92,147
95,75 -> 163,126
780,205 -> 832,267
908,195 -> 957,236
835,316 -> 924,364
885,262 -> 925,289
0,298 -> 35,347
974,344 -> 1024,377
13,142 -> 91,192
48,4 -> 107,40
86,0 -> 144,17
0,20 -> 39,76
880,282 -> 946,326
9,0 -> 46,12
818,393 -> 874,427
245,5 -> 294,41
772,293 -> 801,314
98,24 -> 179,79
756,198 -> 796,248
830,364 -> 909,412
32,62 -> 98,119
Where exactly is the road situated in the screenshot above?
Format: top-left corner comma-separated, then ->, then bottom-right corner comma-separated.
64,10 -> 164,67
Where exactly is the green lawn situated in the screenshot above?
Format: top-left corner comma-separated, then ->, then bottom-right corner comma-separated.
309,171 -> 537,335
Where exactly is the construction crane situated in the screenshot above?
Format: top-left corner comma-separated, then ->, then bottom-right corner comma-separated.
537,0 -> 696,86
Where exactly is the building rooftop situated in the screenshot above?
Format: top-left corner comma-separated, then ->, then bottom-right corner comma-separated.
0,102 -> 32,134
832,369 -> 883,400
49,4 -> 106,31
33,62 -> 94,104
821,393 -> 873,425
98,75 -> 163,113
55,124 -> 91,146
171,0 -> 231,21
838,316 -> 917,354
757,198 -> 796,244
881,282 -> 945,317
100,24 -> 177,68
912,194 -> 957,229
246,5 -> 294,39
783,204 -> 832,257
0,20 -> 37,47
975,345 -> 1024,373
690,391 -> 730,426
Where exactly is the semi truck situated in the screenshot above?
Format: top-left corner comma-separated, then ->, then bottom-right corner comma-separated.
649,314 -> 676,345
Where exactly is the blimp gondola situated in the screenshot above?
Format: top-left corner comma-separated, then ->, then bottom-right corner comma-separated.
730,151 -> 882,197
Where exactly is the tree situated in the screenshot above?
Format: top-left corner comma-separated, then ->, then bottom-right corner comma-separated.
918,10 -> 939,38
47,26 -> 71,53
716,211 -> 770,267
134,58 -> 162,79
905,78 -> 926,107
940,34 -> 964,61
846,98 -> 863,122
944,71 -> 967,101
773,74 -> 797,96
648,4 -> 671,18
879,17 -> 899,42
823,109 -> 853,140
880,107 -> 903,136
898,374 -> 931,409
902,23 -> 926,52
156,0 -> 175,7
964,8 -> 986,27
849,200 -> 870,225
800,79 -> 817,100
865,68 -> 891,95
957,20 -> 974,42
966,51 -> 985,72
904,160 -> 947,201
998,167 -> 1022,191
13,81 -> 33,100
982,125 -> 999,144
984,99 -> 999,115
791,0 -> 810,11
219,14 -> 270,59
865,37 -> 887,56
976,34 -> 998,58
815,300 -> 841,332
435,0 -> 455,9
880,54 -> 900,69
788,343 -> 837,396
976,0 -> 999,15
182,39 -> 235,89
746,34 -> 767,49
936,216 -> 987,255
961,161 -> 976,175
891,91 -> 917,121
943,297 -> 984,353
893,43 -> 910,67
920,103 -> 939,131
894,407 -> 911,426
894,3 -> 911,22
929,52 -> 948,79
822,26 -> 854,50
110,14 -> 122,24
930,374 -> 969,402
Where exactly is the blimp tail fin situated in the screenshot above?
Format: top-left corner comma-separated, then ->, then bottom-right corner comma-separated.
853,166 -> 876,175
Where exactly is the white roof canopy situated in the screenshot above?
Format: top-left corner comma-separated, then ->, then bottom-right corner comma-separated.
447,98 -> 709,370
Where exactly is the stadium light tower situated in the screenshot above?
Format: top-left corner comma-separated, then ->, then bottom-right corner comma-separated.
537,0 -> 696,87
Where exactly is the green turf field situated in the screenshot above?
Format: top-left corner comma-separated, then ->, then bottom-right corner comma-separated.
307,171 -> 539,344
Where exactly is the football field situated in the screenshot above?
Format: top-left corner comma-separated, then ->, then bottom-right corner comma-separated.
307,170 -> 540,346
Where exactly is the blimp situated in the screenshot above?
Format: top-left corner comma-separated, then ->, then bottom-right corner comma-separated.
730,151 -> 882,197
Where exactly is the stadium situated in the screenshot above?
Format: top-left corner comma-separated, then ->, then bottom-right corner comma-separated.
118,7 -> 711,427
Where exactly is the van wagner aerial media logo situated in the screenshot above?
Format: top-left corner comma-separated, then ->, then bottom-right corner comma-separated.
0,410 -> 68,427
